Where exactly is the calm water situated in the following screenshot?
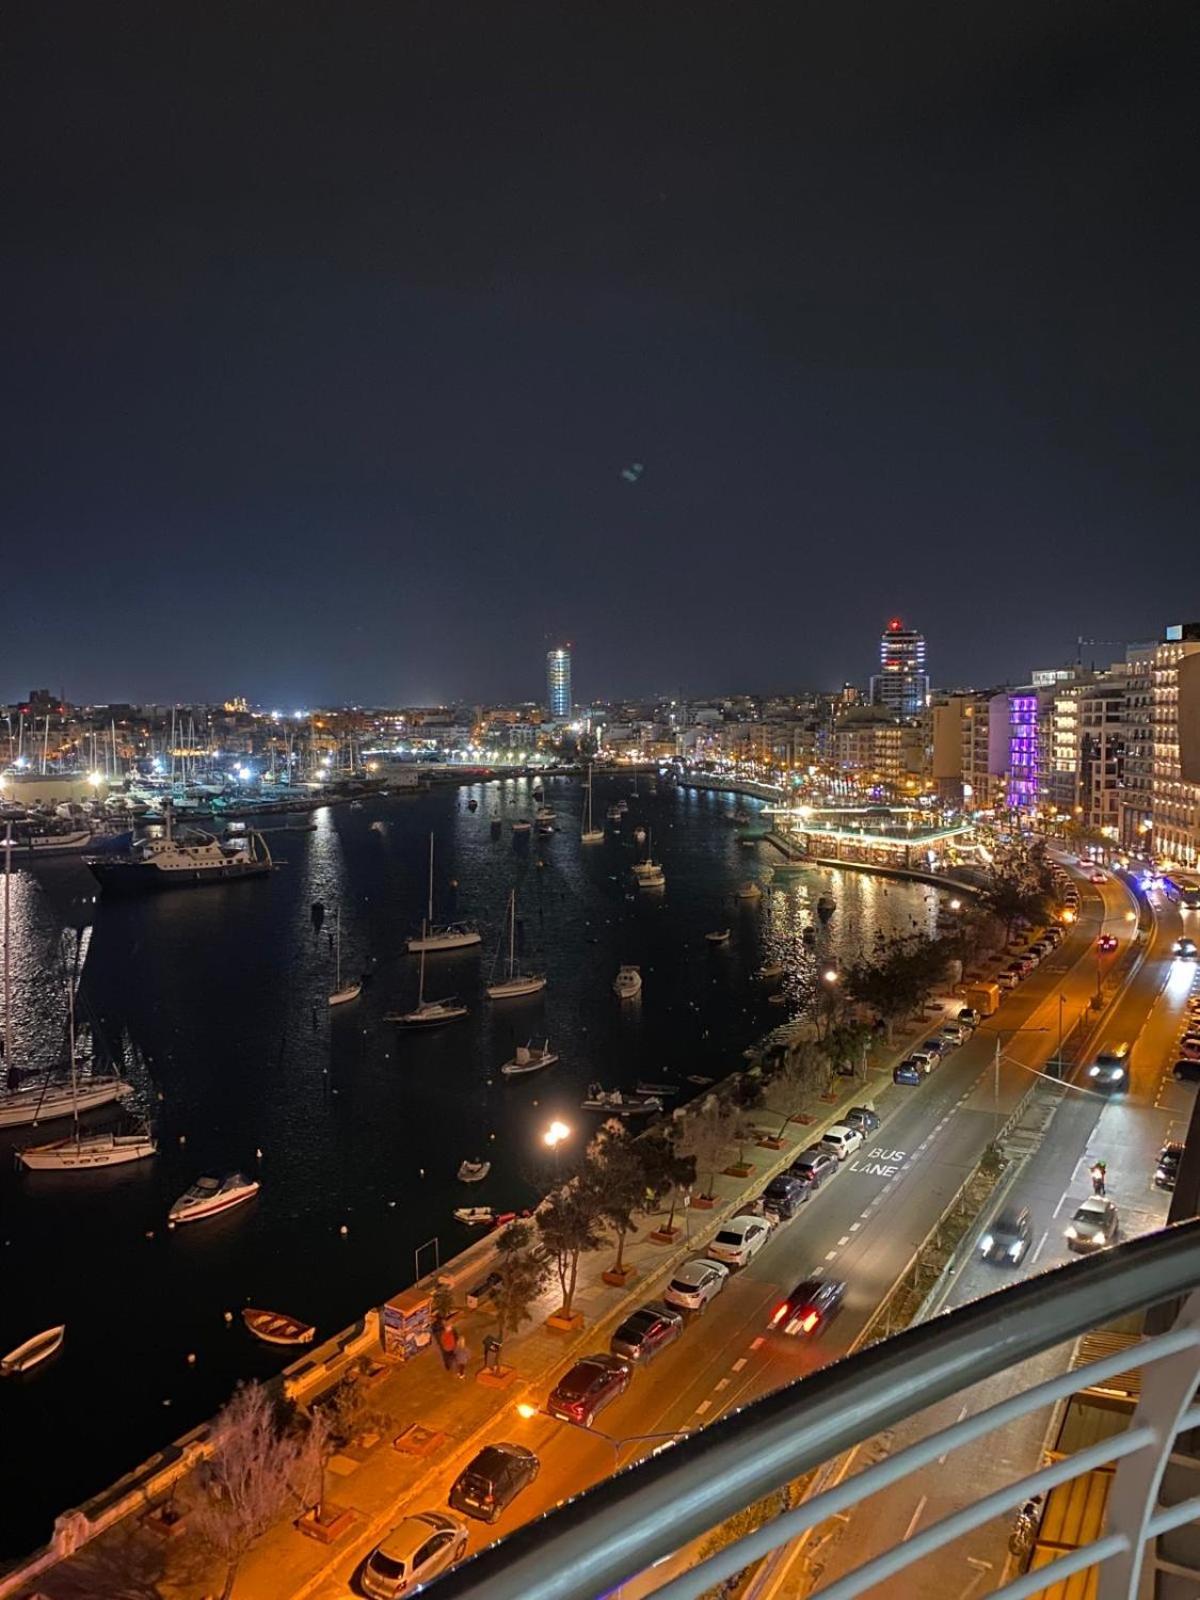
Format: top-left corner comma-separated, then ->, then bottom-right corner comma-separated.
0,778 -> 936,1556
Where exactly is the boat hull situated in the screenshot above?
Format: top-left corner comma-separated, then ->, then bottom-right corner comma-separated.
169,1183 -> 259,1224
486,976 -> 547,999
1,1326 -> 65,1375
328,983 -> 362,1006
242,1309 -> 315,1346
18,1133 -> 156,1170
406,931 -> 482,952
0,1079 -> 133,1129
88,859 -> 271,893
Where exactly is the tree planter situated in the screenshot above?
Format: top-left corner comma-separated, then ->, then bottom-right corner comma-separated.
477,1365 -> 518,1389
691,1194 -> 717,1210
546,1309 -> 585,1332
789,1112 -> 814,1124
602,1264 -> 637,1287
296,1503 -> 359,1544
756,1136 -> 786,1151
723,1162 -> 755,1178
649,1225 -> 681,1243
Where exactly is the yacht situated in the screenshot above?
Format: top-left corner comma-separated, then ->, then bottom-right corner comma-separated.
328,909 -> 362,1006
87,806 -> 270,893
389,923 -> 469,1026
168,1173 -> 260,1225
0,1076 -> 133,1130
18,1128 -> 156,1171
613,964 -> 643,1000
486,891 -> 547,999
580,764 -> 604,845
406,833 -> 482,952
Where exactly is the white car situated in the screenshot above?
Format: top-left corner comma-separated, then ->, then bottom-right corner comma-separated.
820,1124 -> 864,1162
938,1022 -> 968,1046
663,1257 -> 731,1312
707,1214 -> 771,1268
361,1512 -> 469,1599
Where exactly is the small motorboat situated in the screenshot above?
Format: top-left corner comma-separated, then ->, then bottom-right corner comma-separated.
501,1039 -> 559,1077
634,827 -> 647,844
686,1075 -> 715,1087
534,805 -> 556,822
242,1308 -> 315,1347
706,929 -> 731,945
606,804 -> 622,822
738,881 -> 763,900
1,1325 -> 65,1376
817,894 -> 837,919
454,1205 -> 495,1226
613,964 -> 643,1000
169,1173 -> 260,1225
581,1085 -> 662,1116
458,1159 -> 491,1183
756,961 -> 785,981
635,1080 -> 679,1097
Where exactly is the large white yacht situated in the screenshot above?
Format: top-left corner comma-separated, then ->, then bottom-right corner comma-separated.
87,806 -> 271,893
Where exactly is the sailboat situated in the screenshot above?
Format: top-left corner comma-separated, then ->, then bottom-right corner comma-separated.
486,891 -> 546,999
387,923 -> 468,1027
631,830 -> 665,889
406,834 -> 482,952
328,909 -> 362,1006
580,763 -> 604,845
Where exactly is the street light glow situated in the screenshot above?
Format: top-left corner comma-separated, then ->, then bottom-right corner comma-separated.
516,1402 -> 538,1420
822,969 -> 839,984
543,1119 -> 571,1149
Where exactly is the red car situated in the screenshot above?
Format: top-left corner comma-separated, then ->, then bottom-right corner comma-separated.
1097,934 -> 1118,953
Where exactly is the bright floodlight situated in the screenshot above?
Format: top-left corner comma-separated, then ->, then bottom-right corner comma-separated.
822,969 -> 839,984
949,898 -> 961,911
516,1402 -> 538,1420
543,1120 -> 570,1149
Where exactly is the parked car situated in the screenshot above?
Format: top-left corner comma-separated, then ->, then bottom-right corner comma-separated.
760,1174 -> 808,1221
1175,937 -> 1198,958
957,1008 -> 981,1029
1173,1058 -> 1200,1082
1087,1044 -> 1129,1093
610,1303 -> 684,1365
894,1060 -> 923,1085
905,1051 -> 935,1076
1043,927 -> 1063,947
979,1205 -> 1032,1265
663,1257 -> 730,1312
939,1022 -> 968,1045
921,1037 -> 948,1058
1178,1036 -> 1200,1062
1065,1197 -> 1119,1253
995,971 -> 1018,990
789,1147 -> 839,1188
448,1443 -> 540,1524
1155,1143 -> 1184,1191
708,1214 -> 772,1267
360,1512 -> 470,1599
547,1353 -> 632,1426
769,1277 -> 847,1337
845,1104 -> 880,1133
1090,871 -> 1107,884
1097,934 -> 1118,953
820,1124 -> 864,1162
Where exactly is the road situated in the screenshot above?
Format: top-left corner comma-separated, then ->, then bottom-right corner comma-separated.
767,870 -> 1195,1600
316,864 -> 1173,1598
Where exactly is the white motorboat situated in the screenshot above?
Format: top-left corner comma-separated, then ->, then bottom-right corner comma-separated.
1,1325 -> 65,1376
581,764 -> 604,844
457,1159 -> 491,1183
454,1206 -> 495,1226
580,1085 -> 662,1116
168,1172 -> 260,1225
242,1308 -> 315,1346
756,960 -> 785,981
486,890 -> 547,999
406,833 -> 482,953
18,1128 -> 157,1171
501,1039 -> 559,1077
613,964 -> 643,1000
389,924 -> 469,1026
605,804 -> 622,823
737,881 -> 763,900
328,908 -> 362,1006
706,928 -> 731,945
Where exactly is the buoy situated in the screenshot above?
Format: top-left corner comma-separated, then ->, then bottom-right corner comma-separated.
167,1220 -> 176,1231
388,1200 -> 396,1208
419,1168 -> 425,1177
186,1352 -> 197,1365
178,1134 -> 186,1145
224,1311 -> 234,1323
339,1224 -> 349,1236
163,1398 -> 172,1407
145,1230 -> 155,1240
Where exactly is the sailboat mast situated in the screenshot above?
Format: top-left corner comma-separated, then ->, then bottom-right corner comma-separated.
427,831 -> 435,925
334,909 -> 342,990
417,922 -> 427,1005
508,890 -> 516,979
66,934 -> 79,1137
2,822 -> 12,1074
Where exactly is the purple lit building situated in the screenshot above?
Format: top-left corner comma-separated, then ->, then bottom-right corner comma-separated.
1007,690 -> 1043,812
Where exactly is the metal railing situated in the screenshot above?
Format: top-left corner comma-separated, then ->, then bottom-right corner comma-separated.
434,1219 -> 1200,1600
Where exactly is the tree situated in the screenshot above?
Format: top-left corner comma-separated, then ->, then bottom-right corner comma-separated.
980,871 -> 1050,942
678,1096 -> 734,1199
640,1124 -> 696,1234
588,1119 -> 650,1273
492,1220 -> 551,1343
821,1018 -> 873,1080
191,1382 -> 311,1599
430,1279 -> 456,1325
536,1172 -> 606,1319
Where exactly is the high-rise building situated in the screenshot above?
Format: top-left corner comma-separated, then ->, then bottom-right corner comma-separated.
545,646 -> 572,720
870,619 -> 929,716
1150,622 -> 1200,868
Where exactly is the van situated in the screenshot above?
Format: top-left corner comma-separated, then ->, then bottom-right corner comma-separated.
964,982 -> 1000,1016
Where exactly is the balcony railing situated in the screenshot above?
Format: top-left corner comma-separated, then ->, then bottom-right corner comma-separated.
435,1219 -> 1200,1600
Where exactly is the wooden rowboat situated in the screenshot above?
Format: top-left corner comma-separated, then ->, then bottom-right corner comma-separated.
242,1308 -> 316,1347
2,1324 -> 65,1376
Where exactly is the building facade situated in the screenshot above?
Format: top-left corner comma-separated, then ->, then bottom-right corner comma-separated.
869,619 -> 929,717
1150,623 -> 1200,868
545,647 -> 572,720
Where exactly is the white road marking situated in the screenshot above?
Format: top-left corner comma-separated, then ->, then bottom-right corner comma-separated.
694,1399 -> 711,1416
937,1404 -> 970,1464
714,1377 -> 730,1392
749,1337 -> 765,1351
860,1210 -> 872,1220
902,1495 -> 928,1541
825,1250 -> 838,1261
731,1358 -> 747,1372
1032,1229 -> 1050,1265
838,1235 -> 850,1246
1052,1191 -> 1070,1219
849,1222 -> 861,1232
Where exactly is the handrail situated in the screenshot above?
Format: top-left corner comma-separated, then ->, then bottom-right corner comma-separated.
433,1219 -> 1200,1600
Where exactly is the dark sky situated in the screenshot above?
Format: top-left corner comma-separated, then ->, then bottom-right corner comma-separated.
3,3 -> 1198,707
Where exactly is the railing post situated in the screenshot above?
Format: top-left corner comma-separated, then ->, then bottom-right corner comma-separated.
1096,1289 -> 1200,1600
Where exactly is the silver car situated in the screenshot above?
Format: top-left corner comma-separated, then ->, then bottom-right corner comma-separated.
663,1257 -> 731,1312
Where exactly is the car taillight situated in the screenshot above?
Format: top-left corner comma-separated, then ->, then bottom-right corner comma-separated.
770,1303 -> 789,1327
483,1492 -> 494,1504
800,1311 -> 819,1333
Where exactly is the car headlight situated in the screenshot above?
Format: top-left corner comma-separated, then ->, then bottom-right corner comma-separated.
1088,1066 -> 1100,1077
1065,1225 -> 1078,1238
1112,1068 -> 1125,1080
1008,1241 -> 1024,1258
980,1235 -> 994,1253
1092,1230 -> 1106,1242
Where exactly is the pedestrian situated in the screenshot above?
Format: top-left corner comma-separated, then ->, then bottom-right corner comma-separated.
1091,1161 -> 1107,1196
453,1336 -> 470,1380
437,1319 -> 457,1372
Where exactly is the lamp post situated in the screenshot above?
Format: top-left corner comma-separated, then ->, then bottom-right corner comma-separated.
514,1402 -> 693,1464
986,1024 -> 1050,1142
543,1119 -> 571,1180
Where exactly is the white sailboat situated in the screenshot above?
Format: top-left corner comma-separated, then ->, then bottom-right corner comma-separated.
631,830 -> 665,889
486,891 -> 546,999
581,763 -> 604,845
406,833 -> 482,952
388,923 -> 468,1026
328,909 -> 362,1006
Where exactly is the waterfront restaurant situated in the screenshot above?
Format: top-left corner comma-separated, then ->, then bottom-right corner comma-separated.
763,803 -> 981,873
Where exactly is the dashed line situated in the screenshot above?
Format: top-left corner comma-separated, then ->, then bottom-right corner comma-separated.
860,1209 -> 872,1220
1032,1230 -> 1050,1265
714,1377 -> 730,1392
749,1337 -> 765,1352
837,1235 -> 850,1247
731,1357 -> 748,1372
825,1249 -> 838,1261
849,1222 -> 861,1232
694,1400 -> 712,1416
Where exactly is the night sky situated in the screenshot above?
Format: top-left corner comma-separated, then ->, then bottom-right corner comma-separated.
3,3 -> 1198,707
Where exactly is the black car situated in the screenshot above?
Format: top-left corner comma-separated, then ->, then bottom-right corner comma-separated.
769,1277 -> 846,1337
845,1105 -> 880,1134
789,1147 -> 839,1189
547,1353 -> 631,1426
448,1443 -> 540,1524
979,1205 -> 1032,1265
1175,1058 -> 1200,1082
609,1303 -> 684,1365
1155,1143 -> 1184,1190
760,1174 -> 808,1220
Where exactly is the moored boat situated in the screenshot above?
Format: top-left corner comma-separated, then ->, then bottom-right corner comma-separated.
0,1076 -> 133,1130
500,1038 -> 559,1077
168,1172 -> 260,1225
737,881 -> 763,900
486,890 -> 547,999
406,833 -> 482,952
457,1159 -> 491,1183
87,806 -> 270,893
613,964 -> 643,999
18,1128 -> 156,1171
817,893 -> 837,919
706,928 -> 731,944
580,1085 -> 662,1116
454,1205 -> 495,1226
242,1308 -> 315,1346
1,1325 -> 65,1376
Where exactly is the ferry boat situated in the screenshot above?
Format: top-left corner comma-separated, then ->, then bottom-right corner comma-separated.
168,1173 -> 260,1225
86,807 -> 270,893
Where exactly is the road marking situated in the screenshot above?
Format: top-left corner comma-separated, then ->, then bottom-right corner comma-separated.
849,1222 -> 861,1232
1052,1191 -> 1070,1219
838,1235 -> 850,1246
1032,1229 -> 1050,1265
694,1399 -> 711,1416
902,1495 -> 928,1541
825,1250 -> 838,1261
937,1404 -> 970,1464
714,1377 -> 730,1392
749,1337 -> 765,1351
860,1209 -> 872,1220
732,1357 -> 747,1372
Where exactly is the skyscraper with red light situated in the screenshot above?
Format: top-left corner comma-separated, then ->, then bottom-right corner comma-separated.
870,618 -> 929,716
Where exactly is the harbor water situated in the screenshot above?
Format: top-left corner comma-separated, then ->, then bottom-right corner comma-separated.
0,777 -> 939,1556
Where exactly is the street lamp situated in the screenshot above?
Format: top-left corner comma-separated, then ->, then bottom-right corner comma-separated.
983,1024 -> 1050,1140
514,1403 -> 692,1463
543,1119 -> 571,1179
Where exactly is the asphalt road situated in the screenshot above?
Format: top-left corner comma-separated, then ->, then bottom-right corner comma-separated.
320,865 -> 1162,1598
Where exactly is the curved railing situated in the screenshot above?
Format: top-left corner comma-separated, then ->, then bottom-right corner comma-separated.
434,1219 -> 1200,1600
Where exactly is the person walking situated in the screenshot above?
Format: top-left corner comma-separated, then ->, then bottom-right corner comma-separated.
452,1336 -> 470,1380
437,1319 -> 458,1373
1091,1160 -> 1107,1197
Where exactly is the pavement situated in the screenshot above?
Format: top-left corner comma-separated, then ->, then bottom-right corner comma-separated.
21,862 -> 1174,1600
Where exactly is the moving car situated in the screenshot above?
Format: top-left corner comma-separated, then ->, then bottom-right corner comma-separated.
448,1443 -> 540,1524
1087,1044 -> 1129,1094
979,1205 -> 1032,1265
819,1124 -> 864,1162
845,1104 -> 880,1133
1097,934 -> 1118,953
1090,870 -> 1107,884
610,1302 -> 684,1365
759,1174 -> 808,1221
789,1147 -> 839,1188
1155,1143 -> 1184,1191
663,1257 -> 730,1312
1175,937 -> 1199,958
894,1060 -> 922,1085
547,1353 -> 631,1426
1065,1197 -> 1119,1253
708,1214 -> 771,1267
769,1277 -> 846,1337
360,1511 -> 469,1599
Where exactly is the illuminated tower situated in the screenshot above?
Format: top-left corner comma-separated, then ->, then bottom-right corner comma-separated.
546,646 -> 572,719
870,619 -> 929,716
